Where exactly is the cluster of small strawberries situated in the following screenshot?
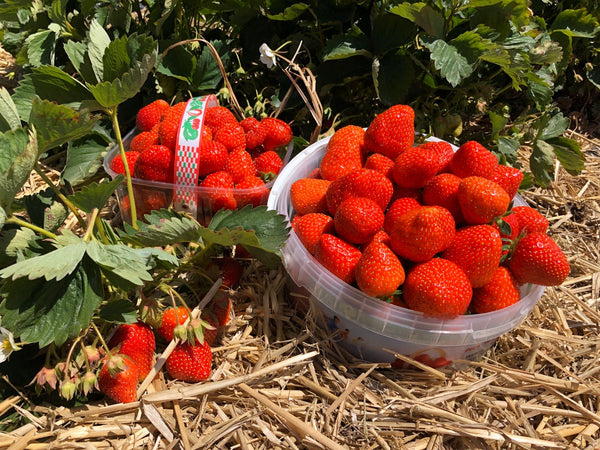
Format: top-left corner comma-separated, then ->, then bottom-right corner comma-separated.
95,258 -> 242,403
110,99 -> 293,215
289,104 -> 570,319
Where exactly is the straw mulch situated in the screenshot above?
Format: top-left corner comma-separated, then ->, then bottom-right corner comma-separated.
1,131 -> 599,449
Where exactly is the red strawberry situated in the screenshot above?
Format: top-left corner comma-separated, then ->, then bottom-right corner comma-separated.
166,340 -> 212,382
110,151 -> 140,176
457,176 -> 510,224
364,153 -> 395,180
234,175 -> 269,207
489,164 -> 523,199
326,168 -> 393,216
198,171 -> 237,211
261,117 -> 293,151
508,232 -> 569,286
320,126 -> 366,181
422,173 -> 464,223
389,206 -> 456,262
360,229 -> 391,250
133,145 -> 174,183
208,290 -> 233,326
441,224 -> 502,288
314,234 -> 362,284
240,117 -> 267,150
196,314 -> 219,347
224,149 -> 256,183
294,213 -> 335,255
390,186 -> 422,204
108,322 -> 155,382
420,140 -> 454,172
334,197 -> 385,244
449,141 -> 498,178
392,144 -> 443,189
134,189 -> 172,216
214,257 -> 244,288
254,150 -> 283,177
290,178 -> 331,215
213,123 -> 246,153
129,130 -> 159,153
364,104 -> 415,159
403,258 -> 472,318
197,140 -> 228,177
157,306 -> 189,342
98,354 -> 139,403
493,212 -> 520,253
510,206 -> 549,235
383,197 -> 421,235
136,99 -> 169,132
204,106 -> 238,131
471,266 -> 520,313
158,102 -> 186,150
355,241 -> 405,297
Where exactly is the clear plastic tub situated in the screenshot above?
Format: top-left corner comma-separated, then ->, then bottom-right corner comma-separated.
104,129 -> 293,225
267,136 -> 546,366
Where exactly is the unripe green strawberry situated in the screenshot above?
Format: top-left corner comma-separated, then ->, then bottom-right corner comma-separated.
508,232 -> 569,286
108,321 -> 155,382
334,197 -> 384,244
389,206 -> 456,262
392,144 -> 443,189
403,258 -> 472,318
488,164 -> 523,199
314,234 -> 362,284
326,168 -> 393,216
136,99 -> 169,132
260,117 -> 293,151
166,340 -> 212,383
290,178 -> 331,215
294,213 -> 335,255
457,176 -> 510,224
320,125 -> 366,181
383,197 -> 421,235
133,144 -> 174,183
471,266 -> 520,313
510,206 -> 549,235
355,241 -> 405,298
98,354 -> 139,404
364,104 -> 415,159
441,224 -> 502,288
449,140 -> 498,178
422,173 -> 464,224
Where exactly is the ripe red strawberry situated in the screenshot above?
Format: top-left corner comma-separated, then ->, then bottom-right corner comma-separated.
489,164 -> 523,199
234,175 -> 269,207
364,153 -> 395,179
224,149 -> 256,183
133,144 -> 174,183
320,125 -> 366,181
110,151 -> 140,176
422,173 -> 464,223
199,171 -> 237,211
510,206 -> 549,235
290,178 -> 331,215
471,266 -> 520,313
213,123 -> 246,153
355,241 -> 405,297
254,150 -> 283,177
420,140 -> 454,172
389,206 -> 456,262
98,354 -> 139,403
157,306 -> 189,342
196,314 -> 219,347
441,224 -> 502,288
136,99 -> 169,132
403,258 -> 472,318
449,141 -> 498,178
334,197 -> 384,244
214,256 -> 244,288
108,322 -> 155,382
508,232 -> 569,286
197,140 -> 228,177
294,213 -> 335,255
166,340 -> 212,382
457,176 -> 510,224
204,106 -> 238,131
390,186 -> 422,204
383,197 -> 421,235
240,117 -> 267,150
314,234 -> 362,284
261,117 -> 293,151
326,169 -> 393,216
364,104 -> 415,159
360,229 -> 391,250
134,189 -> 172,217
392,144 -> 443,189
208,290 -> 233,326
158,102 -> 187,150
129,130 -> 159,153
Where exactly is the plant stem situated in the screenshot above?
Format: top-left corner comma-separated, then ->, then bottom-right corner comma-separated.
6,216 -> 57,240
34,165 -> 87,229
83,208 -> 99,242
95,216 -> 110,244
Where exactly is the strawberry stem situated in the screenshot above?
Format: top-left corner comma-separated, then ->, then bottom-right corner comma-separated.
5,215 -> 57,240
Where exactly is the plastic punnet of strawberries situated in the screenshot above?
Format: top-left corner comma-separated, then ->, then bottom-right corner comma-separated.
109,100 -> 293,216
289,104 -> 570,319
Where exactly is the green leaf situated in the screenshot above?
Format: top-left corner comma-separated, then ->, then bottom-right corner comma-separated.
0,240 -> 87,281
266,3 -> 309,20
0,206 -> 5,231
0,258 -> 103,347
25,29 -> 58,67
118,209 -> 201,247
489,111 -> 508,141
587,58 -> 600,90
468,0 -> 530,35
0,87 -> 22,132
551,30 -> 573,75
157,44 -> 196,84
546,136 -> 585,175
62,134 -> 111,186
85,240 -> 155,287
538,112 -> 570,141
390,2 -> 445,39
88,19 -> 112,82
322,27 -> 372,61
527,78 -> 553,111
376,53 -> 414,106
99,299 -> 138,324
550,8 -> 600,38
0,228 -> 38,268
530,140 -> 555,187
0,128 -> 38,210
64,40 -> 99,84
67,176 -> 124,213
421,37 -> 474,87
371,12 -> 417,55
193,41 -> 229,91
29,98 -> 99,155
498,136 -> 520,156
23,188 -> 68,232
450,31 -> 488,66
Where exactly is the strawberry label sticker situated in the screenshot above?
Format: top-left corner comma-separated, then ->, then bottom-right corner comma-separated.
173,94 -> 218,214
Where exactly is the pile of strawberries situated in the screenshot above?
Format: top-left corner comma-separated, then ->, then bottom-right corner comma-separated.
290,105 -> 570,319
110,99 -> 293,215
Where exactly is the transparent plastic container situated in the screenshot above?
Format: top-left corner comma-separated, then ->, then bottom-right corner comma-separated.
267,136 -> 546,366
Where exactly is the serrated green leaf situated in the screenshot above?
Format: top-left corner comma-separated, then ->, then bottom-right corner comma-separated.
118,209 -> 201,247
546,136 -> 585,175
134,246 -> 179,269
587,60 -> 600,90
390,2 -> 445,38
376,53 -> 414,105
0,87 -> 21,132
25,29 -> 57,67
23,187 -> 67,232
99,299 -> 138,324
61,133 -> 111,186
372,12 -> 416,55
498,136 -> 520,156
0,257 -> 103,347
63,40 -> 99,84
323,27 -> 372,61
85,240 -> 154,287
67,175 -> 124,213
0,127 -> 37,209
468,0 -> 530,35
0,227 -> 38,268
538,112 -> 569,140
266,3 -> 309,20
421,38 -> 474,87
551,30 -> 573,75
29,98 -> 99,154
0,240 -> 87,281
527,78 -> 553,111
157,44 -> 196,84
530,140 -> 555,187
88,19 -> 111,82
193,41 -> 229,91
550,8 -> 599,38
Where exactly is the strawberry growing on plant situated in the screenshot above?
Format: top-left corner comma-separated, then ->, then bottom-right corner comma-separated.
157,306 -> 190,342
98,354 -> 139,404
166,340 -> 213,383
107,321 -> 155,381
